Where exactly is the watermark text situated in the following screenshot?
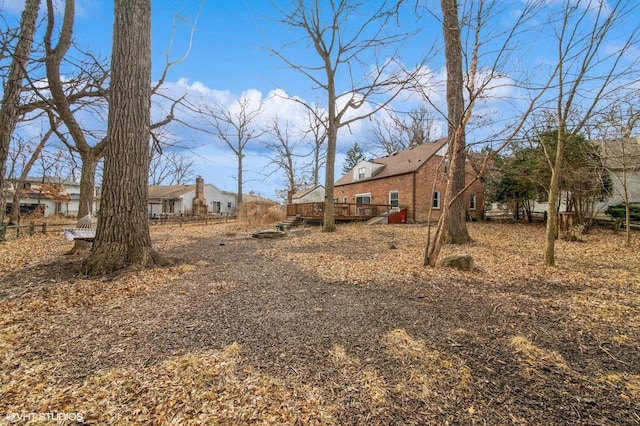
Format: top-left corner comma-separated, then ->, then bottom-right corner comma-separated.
5,411 -> 85,423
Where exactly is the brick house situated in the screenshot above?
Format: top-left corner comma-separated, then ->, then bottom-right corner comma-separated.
334,138 -> 484,222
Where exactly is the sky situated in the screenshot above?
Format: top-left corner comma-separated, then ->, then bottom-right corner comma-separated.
2,0 -> 639,202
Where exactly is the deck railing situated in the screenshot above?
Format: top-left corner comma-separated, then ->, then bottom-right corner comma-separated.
286,202 -> 391,220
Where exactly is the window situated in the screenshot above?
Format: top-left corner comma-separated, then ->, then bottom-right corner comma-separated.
342,197 -> 347,203
355,194 -> 371,204
227,202 -> 232,209
358,167 -> 365,180
469,194 -> 477,210
389,191 -> 399,208
432,191 -> 440,209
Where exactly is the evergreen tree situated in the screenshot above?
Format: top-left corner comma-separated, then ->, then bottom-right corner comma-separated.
342,143 -> 366,174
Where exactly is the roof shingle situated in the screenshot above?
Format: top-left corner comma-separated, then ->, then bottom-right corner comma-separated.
335,137 -> 447,186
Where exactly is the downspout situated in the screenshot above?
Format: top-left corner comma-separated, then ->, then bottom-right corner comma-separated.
412,171 -> 417,222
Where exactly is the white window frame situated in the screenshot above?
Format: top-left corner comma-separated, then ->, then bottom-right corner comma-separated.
358,167 -> 365,180
389,191 -> 399,208
469,194 -> 477,210
432,191 -> 440,209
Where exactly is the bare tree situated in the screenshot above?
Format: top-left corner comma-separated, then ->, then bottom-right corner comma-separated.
264,116 -> 308,204
538,0 -> 640,266
0,0 -> 41,240
82,0 -> 166,274
197,94 -> 265,211
272,0 -> 422,232
38,0 -> 199,252
370,105 -> 440,155
423,0 -> 551,266
149,150 -> 197,186
370,116 -> 407,156
43,0 -> 107,229
305,101 -> 328,188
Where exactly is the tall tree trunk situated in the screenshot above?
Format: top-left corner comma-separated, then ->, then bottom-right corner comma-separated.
76,153 -> 98,219
323,128 -> 337,232
0,0 -> 41,237
441,0 -> 471,245
82,0 -> 165,275
543,131 -> 565,266
237,153 -> 243,219
323,83 -> 338,232
68,153 -> 99,253
425,141 -> 461,266
624,185 -> 631,248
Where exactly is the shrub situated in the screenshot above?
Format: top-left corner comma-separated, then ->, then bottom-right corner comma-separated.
605,204 -> 640,221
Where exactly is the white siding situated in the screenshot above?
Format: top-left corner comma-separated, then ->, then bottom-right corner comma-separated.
293,186 -> 325,203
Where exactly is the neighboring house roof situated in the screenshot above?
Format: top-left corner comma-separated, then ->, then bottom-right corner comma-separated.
335,138 -> 448,186
148,184 -> 195,199
23,176 -> 80,187
598,137 -> 640,170
243,193 -> 277,205
292,185 -> 324,200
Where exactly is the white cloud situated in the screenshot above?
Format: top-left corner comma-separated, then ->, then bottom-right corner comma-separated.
149,78 -> 397,199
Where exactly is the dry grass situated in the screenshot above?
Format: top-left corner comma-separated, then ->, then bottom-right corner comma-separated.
261,222 -> 640,335
1,221 -> 638,424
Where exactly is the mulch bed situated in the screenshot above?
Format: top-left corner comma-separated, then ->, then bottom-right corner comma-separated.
1,222 -> 638,424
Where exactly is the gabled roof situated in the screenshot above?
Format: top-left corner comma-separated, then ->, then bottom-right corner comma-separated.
335,137 -> 448,186
292,185 -> 324,200
243,193 -> 277,205
148,185 -> 195,199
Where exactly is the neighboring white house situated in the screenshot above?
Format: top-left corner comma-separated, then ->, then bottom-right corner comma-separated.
596,137 -> 640,211
148,177 -> 236,217
291,185 -> 325,204
4,177 -> 100,218
4,176 -> 238,219
530,137 -> 640,216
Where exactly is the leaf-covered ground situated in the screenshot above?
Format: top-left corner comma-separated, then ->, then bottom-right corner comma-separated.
0,221 -> 638,424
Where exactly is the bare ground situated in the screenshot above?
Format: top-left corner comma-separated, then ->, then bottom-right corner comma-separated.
0,221 -> 639,425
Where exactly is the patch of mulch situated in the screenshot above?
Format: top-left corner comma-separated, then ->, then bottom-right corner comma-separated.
0,222 -> 639,425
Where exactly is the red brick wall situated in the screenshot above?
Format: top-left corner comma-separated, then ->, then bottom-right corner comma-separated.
334,155 -> 484,222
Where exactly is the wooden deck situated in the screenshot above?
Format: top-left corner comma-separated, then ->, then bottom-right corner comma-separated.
286,202 -> 391,222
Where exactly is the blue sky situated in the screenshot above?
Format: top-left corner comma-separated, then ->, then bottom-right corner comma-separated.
2,0 -> 639,201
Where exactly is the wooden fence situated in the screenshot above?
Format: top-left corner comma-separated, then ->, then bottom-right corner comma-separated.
0,215 -> 237,242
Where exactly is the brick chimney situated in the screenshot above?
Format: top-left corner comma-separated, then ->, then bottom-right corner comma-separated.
192,176 -> 207,216
195,176 -> 204,200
